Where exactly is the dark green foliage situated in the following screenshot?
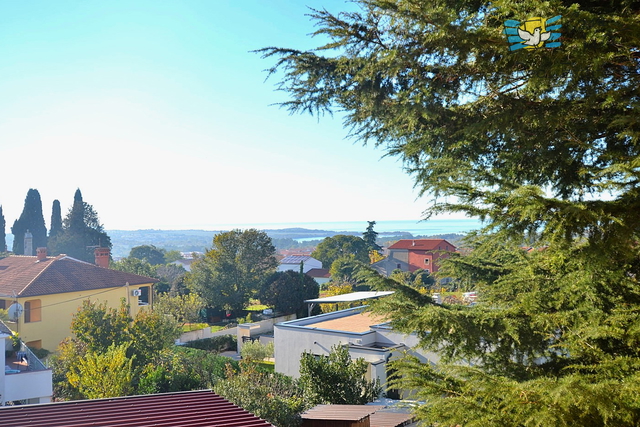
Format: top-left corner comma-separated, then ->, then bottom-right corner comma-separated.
261,0 -> 640,424
49,189 -> 111,262
129,244 -> 166,265
49,200 -> 62,238
138,347 -> 235,394
187,229 -> 278,312
259,270 -> 319,316
182,335 -> 237,353
299,344 -> 381,405
110,257 -> 156,277
362,221 -> 382,252
215,361 -> 309,427
154,263 -> 188,294
0,205 -> 6,253
311,234 -> 369,267
11,188 -> 47,254
329,254 -> 368,284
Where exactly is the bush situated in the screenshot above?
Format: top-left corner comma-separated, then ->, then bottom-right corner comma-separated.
182,335 -> 237,353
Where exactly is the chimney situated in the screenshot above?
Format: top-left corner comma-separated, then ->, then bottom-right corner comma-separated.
24,230 -> 33,256
36,247 -> 47,261
94,247 -> 111,268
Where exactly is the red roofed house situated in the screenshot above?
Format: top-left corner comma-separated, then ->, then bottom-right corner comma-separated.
0,248 -> 158,351
0,389 -> 275,427
371,239 -> 456,277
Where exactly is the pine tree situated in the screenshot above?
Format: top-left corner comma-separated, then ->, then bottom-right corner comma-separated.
262,1 -> 640,424
11,188 -> 47,255
49,189 -> 111,263
49,199 -> 63,238
0,205 -> 6,253
362,221 -> 381,252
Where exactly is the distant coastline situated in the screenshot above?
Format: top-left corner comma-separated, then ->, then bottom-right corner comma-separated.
106,218 -> 482,258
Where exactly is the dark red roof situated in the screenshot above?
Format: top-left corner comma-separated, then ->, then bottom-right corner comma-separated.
0,390 -> 274,427
306,268 -> 330,278
0,255 -> 158,297
387,239 -> 456,251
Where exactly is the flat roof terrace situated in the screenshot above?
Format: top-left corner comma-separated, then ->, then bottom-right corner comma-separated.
303,311 -> 388,333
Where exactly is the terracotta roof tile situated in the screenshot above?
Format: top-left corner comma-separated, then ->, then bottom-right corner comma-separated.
0,255 -> 158,298
0,390 -> 275,427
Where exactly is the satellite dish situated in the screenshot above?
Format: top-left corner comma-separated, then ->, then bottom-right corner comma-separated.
8,303 -> 23,321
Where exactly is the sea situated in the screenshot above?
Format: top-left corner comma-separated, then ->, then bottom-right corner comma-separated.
203,218 -> 482,241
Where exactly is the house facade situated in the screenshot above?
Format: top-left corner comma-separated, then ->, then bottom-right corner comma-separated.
372,239 -> 456,276
274,306 -> 440,398
0,249 -> 157,351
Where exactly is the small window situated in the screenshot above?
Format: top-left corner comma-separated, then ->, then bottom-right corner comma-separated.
0,299 -> 6,310
24,299 -> 42,323
396,263 -> 401,269
138,286 -> 150,305
424,258 -> 430,265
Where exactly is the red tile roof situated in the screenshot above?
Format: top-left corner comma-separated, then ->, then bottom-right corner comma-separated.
306,268 -> 330,278
0,390 -> 274,427
387,239 -> 456,250
0,255 -> 157,298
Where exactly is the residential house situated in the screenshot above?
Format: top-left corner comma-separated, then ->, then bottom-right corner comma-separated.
0,248 -> 158,351
278,255 -> 322,274
372,239 -> 456,276
306,268 -> 331,286
0,389 -> 275,426
0,320 -> 52,405
274,305 -> 440,398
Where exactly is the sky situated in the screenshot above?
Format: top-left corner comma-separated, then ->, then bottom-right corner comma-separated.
0,0 -> 443,231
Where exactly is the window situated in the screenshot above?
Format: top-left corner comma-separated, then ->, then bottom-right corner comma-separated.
424,258 -> 430,265
138,286 -> 150,305
24,299 -> 42,323
0,299 -> 6,310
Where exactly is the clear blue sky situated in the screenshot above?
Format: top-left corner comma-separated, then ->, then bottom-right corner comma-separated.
0,0 -> 441,230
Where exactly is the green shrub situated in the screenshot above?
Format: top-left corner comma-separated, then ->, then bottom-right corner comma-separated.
182,335 -> 237,353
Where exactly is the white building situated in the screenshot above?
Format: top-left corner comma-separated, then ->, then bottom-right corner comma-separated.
0,321 -> 52,405
274,305 -> 439,398
277,255 -> 322,274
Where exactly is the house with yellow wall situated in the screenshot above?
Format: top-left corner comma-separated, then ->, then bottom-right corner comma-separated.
0,248 -> 157,351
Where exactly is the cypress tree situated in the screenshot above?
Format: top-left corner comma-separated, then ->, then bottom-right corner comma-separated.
11,189 -> 47,255
0,206 -> 6,253
49,189 -> 111,263
49,199 -> 63,238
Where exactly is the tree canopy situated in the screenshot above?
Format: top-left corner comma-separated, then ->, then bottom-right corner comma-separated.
311,234 -> 369,267
362,221 -> 381,253
0,205 -> 6,253
187,229 -> 278,312
299,344 -> 381,405
49,189 -> 111,262
262,1 -> 640,425
260,270 -> 319,316
129,244 -> 167,265
11,188 -> 47,255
